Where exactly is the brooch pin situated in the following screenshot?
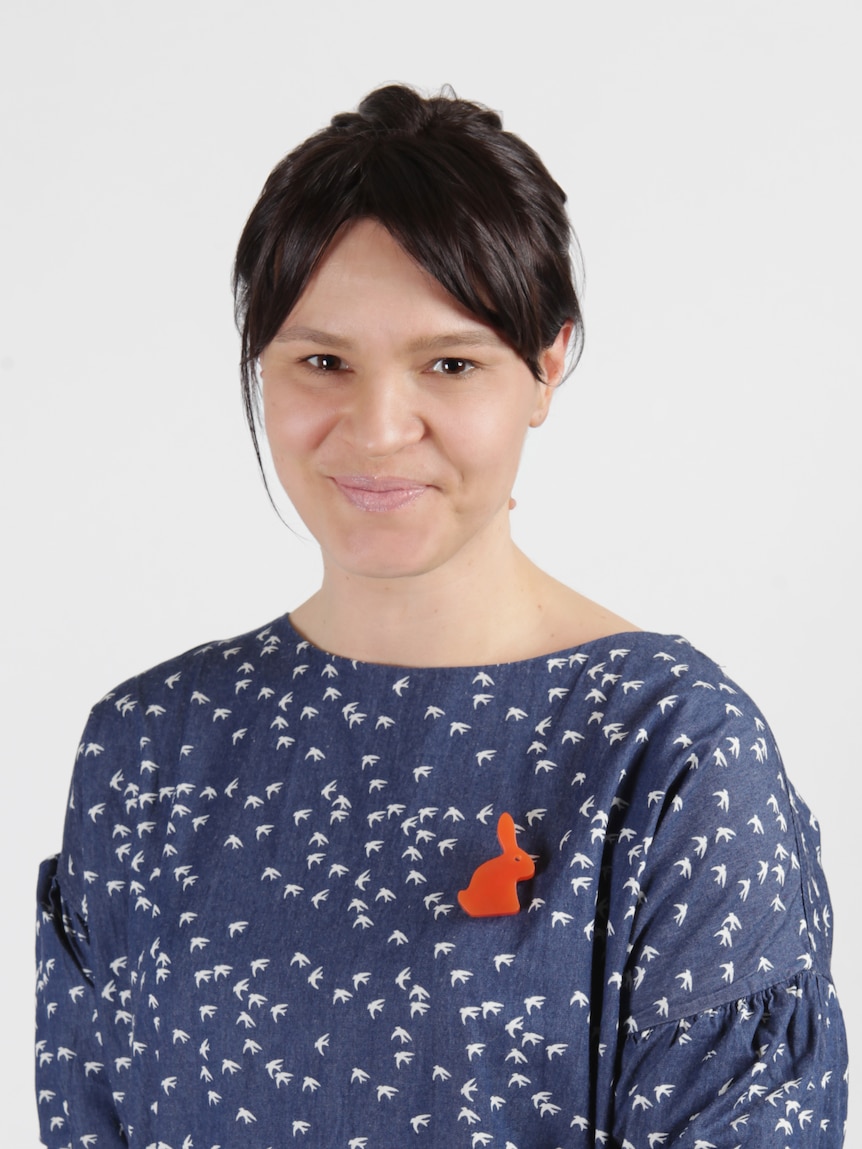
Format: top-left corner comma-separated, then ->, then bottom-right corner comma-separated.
457,812 -> 535,917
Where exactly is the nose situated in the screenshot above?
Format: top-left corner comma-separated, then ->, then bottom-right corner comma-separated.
342,374 -> 424,458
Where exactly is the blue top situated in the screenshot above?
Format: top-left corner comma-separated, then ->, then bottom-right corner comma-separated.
35,616 -> 848,1147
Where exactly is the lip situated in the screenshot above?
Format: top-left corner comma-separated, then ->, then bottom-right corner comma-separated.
331,474 -> 428,513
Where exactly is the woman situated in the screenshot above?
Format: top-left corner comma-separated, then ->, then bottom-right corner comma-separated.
36,85 -> 848,1147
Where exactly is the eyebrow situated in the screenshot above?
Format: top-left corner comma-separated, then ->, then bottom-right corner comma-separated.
272,326 -> 352,349
271,325 -> 502,353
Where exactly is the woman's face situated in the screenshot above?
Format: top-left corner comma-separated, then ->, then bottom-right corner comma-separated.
259,219 -> 567,584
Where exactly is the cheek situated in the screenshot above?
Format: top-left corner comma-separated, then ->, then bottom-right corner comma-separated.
472,398 -> 535,456
263,390 -> 334,461
448,405 -> 532,485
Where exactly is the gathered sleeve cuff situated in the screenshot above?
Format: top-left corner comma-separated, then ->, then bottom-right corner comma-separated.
611,970 -> 848,1147
35,856 -> 127,1149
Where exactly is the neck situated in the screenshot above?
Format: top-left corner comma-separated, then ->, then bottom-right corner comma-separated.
291,534 -> 559,667
290,505 -> 639,667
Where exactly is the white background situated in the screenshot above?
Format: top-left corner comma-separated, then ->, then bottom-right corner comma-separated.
2,1 -> 858,1143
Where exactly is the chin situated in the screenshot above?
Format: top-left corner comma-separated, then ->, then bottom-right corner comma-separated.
335,553 -> 441,582
313,506 -> 503,584
325,533 -> 453,582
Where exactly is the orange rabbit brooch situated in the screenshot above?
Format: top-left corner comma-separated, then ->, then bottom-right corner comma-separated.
457,812 -> 535,917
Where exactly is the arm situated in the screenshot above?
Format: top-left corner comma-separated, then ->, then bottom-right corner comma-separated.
601,666 -> 849,1145
36,855 -> 128,1148
34,694 -> 138,1149
614,970 -> 847,1145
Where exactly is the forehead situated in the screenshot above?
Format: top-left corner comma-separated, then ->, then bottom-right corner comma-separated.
276,219 -> 499,346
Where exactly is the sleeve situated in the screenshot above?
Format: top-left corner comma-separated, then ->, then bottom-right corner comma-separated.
613,971 -> 847,1146
35,857 -> 127,1148
601,664 -> 849,1146
34,696 -> 138,1149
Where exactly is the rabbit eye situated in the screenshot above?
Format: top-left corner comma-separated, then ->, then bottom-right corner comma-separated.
514,854 -> 522,861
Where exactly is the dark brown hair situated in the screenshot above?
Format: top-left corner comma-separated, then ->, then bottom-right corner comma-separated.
233,84 -> 584,465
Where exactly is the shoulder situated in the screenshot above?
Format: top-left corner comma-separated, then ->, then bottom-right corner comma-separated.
591,636 -> 835,1026
67,612 -> 301,804
92,612 -> 294,704
69,612 -> 321,776
577,630 -> 809,878
594,630 -> 780,787
590,629 -> 748,697
57,613 -> 300,883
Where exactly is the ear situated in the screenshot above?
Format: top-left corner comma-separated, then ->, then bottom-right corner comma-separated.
496,812 -> 518,851
529,320 -> 573,427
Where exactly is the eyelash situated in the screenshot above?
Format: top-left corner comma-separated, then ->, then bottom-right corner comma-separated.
302,355 -> 478,376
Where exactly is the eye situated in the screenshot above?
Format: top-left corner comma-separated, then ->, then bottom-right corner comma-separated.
430,357 -> 476,376
304,353 -> 347,372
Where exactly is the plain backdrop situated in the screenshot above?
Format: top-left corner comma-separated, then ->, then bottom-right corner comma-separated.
2,1 -> 858,1143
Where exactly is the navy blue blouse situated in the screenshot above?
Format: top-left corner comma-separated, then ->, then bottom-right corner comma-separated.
35,617 -> 848,1146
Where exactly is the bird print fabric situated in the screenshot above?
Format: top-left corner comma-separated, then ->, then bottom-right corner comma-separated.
35,616 -> 848,1147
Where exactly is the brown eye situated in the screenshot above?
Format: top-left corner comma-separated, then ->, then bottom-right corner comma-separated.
431,357 -> 475,376
307,354 -> 345,372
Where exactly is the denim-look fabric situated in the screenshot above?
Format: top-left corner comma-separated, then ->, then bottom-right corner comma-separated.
35,616 -> 848,1147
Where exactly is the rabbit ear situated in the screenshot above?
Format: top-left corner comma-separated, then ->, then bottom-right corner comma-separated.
496,812 -> 518,852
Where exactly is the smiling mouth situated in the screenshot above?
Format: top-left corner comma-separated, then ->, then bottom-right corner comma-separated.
332,475 -> 428,513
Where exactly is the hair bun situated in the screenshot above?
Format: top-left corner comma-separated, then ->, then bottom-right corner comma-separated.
355,84 -> 429,132
340,84 -> 503,137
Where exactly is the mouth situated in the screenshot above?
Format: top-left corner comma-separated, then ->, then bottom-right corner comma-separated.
331,475 -> 428,513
